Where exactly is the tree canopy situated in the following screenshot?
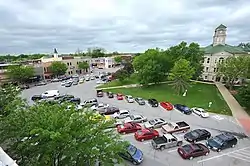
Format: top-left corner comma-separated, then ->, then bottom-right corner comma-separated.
87,47 -> 106,58
7,65 -> 35,83
78,61 -> 89,70
217,56 -> 250,90
238,83 -> 250,111
168,59 -> 195,94
114,56 -> 122,64
133,48 -> 170,85
0,54 -> 46,62
50,61 -> 68,76
0,96 -> 127,165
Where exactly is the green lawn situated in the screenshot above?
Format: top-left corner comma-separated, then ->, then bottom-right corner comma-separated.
97,79 -> 138,88
105,82 -> 232,115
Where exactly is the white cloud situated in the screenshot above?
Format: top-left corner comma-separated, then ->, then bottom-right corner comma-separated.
0,0 -> 249,54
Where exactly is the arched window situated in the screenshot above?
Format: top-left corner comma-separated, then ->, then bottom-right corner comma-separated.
219,57 -> 224,63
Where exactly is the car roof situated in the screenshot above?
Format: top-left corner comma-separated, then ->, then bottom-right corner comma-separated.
154,118 -> 164,122
218,133 -> 236,140
194,129 -> 206,135
163,134 -> 175,139
120,110 -> 129,113
133,114 -> 142,118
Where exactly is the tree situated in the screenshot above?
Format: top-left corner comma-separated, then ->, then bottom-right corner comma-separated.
165,41 -> 204,79
7,65 -> 35,83
0,102 -> 127,166
168,59 -> 195,94
217,56 -> 250,90
238,43 -> 250,52
133,48 -> 170,85
78,61 -> 89,71
238,83 -> 250,110
113,69 -> 129,81
114,56 -> 122,64
87,47 -> 106,58
50,61 -> 68,76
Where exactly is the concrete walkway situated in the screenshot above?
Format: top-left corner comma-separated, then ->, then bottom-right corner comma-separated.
215,82 -> 250,136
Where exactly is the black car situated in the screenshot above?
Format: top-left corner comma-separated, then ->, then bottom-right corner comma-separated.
174,104 -> 192,115
135,97 -> 145,105
100,107 -> 119,115
206,133 -> 237,152
31,95 -> 43,101
107,92 -> 114,98
69,98 -> 81,105
96,90 -> 104,97
148,99 -> 158,107
55,94 -> 75,103
118,144 -> 143,165
184,129 -> 211,143
65,82 -> 72,87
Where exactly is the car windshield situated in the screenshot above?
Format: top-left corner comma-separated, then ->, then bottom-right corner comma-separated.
191,131 -> 199,137
138,98 -> 142,100
127,145 -> 137,156
213,136 -> 224,145
182,145 -> 193,153
137,130 -> 142,135
149,120 -> 156,125
130,115 -> 135,119
167,123 -> 174,128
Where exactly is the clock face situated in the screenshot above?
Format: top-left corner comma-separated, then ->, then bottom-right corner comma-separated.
219,30 -> 223,33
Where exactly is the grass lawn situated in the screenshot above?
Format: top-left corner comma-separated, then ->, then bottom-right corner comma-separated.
97,79 -> 138,88
105,82 -> 232,115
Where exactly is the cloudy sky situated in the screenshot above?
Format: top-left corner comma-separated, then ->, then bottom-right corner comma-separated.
0,0 -> 250,54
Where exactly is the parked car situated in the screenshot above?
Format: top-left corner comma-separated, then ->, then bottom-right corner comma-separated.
148,99 -> 158,107
107,92 -> 114,98
65,81 -> 72,87
79,79 -> 84,84
113,110 -> 130,119
116,93 -> 123,100
178,143 -> 210,160
31,95 -> 43,101
184,129 -> 211,143
72,81 -> 78,85
117,122 -> 142,134
90,76 -> 95,80
54,94 -> 75,102
19,84 -> 29,89
99,106 -> 119,115
134,128 -> 159,142
118,144 -> 143,165
123,114 -> 147,123
174,104 -> 192,115
69,98 -> 81,105
80,98 -> 98,107
206,133 -> 237,152
96,89 -> 103,97
151,134 -> 183,150
35,81 -> 46,86
161,121 -> 190,134
85,77 -> 90,81
134,97 -> 145,105
144,118 -> 167,129
191,107 -> 209,118
51,78 -> 61,82
125,95 -> 134,103
91,103 -> 109,111
41,90 -> 60,98
160,102 -> 173,111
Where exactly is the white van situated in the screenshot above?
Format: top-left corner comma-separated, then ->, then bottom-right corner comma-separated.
41,90 -> 60,98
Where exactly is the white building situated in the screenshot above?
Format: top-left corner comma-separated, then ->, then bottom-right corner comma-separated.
201,24 -> 248,82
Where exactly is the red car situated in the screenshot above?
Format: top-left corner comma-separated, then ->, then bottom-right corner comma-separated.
134,128 -> 159,141
117,122 -> 142,134
116,93 -> 123,100
177,143 -> 210,160
160,102 -> 173,111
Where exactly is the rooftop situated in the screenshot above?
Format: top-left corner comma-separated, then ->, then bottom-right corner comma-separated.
215,24 -> 227,30
202,44 -> 247,54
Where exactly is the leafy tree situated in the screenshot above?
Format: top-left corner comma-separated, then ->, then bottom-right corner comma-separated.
114,56 -> 122,64
133,48 -> 170,85
0,102 -> 127,166
238,83 -> 250,109
87,47 -> 106,58
113,69 -> 129,81
7,65 -> 35,83
78,61 -> 89,71
50,61 -> 68,77
168,59 -> 195,94
217,56 -> 250,90
165,41 -> 204,79
238,43 -> 250,52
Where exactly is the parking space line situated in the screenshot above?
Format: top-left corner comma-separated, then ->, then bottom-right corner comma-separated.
236,151 -> 250,156
227,154 -> 250,162
197,146 -> 250,163
143,142 -> 151,145
168,148 -> 178,153
233,152 -> 250,159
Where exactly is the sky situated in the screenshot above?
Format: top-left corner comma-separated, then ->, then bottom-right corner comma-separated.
0,0 -> 250,55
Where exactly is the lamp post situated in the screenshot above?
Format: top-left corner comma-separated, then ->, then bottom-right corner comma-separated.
182,89 -> 188,97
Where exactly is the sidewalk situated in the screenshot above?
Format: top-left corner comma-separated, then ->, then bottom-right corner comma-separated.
215,82 -> 250,136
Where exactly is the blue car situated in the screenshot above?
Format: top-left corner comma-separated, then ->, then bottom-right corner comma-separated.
174,104 -> 192,115
119,144 -> 143,165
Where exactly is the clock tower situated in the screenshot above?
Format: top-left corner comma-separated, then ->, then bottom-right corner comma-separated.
213,24 -> 227,46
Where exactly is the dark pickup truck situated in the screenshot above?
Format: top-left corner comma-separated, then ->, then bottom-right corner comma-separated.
96,89 -> 104,97
161,121 -> 190,134
151,134 -> 183,150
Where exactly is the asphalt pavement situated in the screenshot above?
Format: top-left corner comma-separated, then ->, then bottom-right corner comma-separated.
21,68 -> 250,166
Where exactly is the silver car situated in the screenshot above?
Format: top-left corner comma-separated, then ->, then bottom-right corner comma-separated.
123,114 -> 147,123
144,118 -> 167,129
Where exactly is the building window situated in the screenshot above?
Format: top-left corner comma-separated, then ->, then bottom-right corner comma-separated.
206,67 -> 209,72
212,76 -> 215,80
207,58 -> 210,63
219,57 -> 224,63
216,68 -> 219,72
67,63 -> 69,66
44,67 -> 46,72
215,58 -> 217,63
70,62 -> 72,65
68,71 -> 70,75
71,71 -> 73,74
214,68 -> 216,72
205,76 -> 208,80
77,62 -> 79,64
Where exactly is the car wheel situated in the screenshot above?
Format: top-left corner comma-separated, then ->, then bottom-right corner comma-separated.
141,139 -> 144,142
189,156 -> 193,160
206,137 -> 210,140
177,142 -> 182,146
123,132 -> 126,135
205,152 -> 209,156
217,149 -> 221,152
160,146 -> 165,150
193,140 -> 196,143
231,144 -> 235,148
155,136 -> 158,138
132,161 -> 137,165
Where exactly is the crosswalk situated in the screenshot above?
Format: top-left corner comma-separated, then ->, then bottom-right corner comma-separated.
227,147 -> 250,163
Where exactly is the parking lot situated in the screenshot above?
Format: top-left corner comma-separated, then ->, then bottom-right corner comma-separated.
21,69 -> 250,166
